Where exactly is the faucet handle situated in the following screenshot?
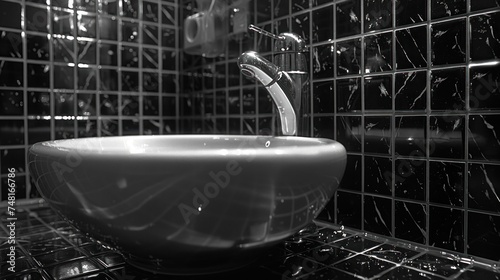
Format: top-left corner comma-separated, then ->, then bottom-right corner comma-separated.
248,24 -> 284,40
248,24 -> 307,53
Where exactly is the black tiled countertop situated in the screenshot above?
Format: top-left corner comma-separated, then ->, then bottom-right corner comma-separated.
1,201 -> 499,280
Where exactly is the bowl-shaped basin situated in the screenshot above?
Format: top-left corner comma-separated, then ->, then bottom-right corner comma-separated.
29,135 -> 346,274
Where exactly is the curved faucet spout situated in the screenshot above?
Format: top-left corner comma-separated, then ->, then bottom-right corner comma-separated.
238,51 -> 297,136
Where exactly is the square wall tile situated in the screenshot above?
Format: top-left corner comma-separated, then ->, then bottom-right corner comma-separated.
395,0 -> 427,26
364,155 -> 392,195
468,163 -> 500,213
431,68 -> 466,111
468,115 -> 500,161
336,191 -> 362,229
395,201 -> 427,244
396,26 -> 427,70
364,32 -> 393,73
312,6 -> 333,43
395,71 -> 427,111
364,75 -> 392,110
429,206 -> 464,252
364,0 -> 392,32
470,12 -> 500,61
469,65 -> 500,110
395,116 -> 426,157
336,116 -> 362,152
394,159 -> 426,201
429,161 -> 464,207
429,115 -> 465,159
431,19 -> 466,65
336,0 -> 361,38
337,38 -> 361,77
364,195 -> 392,236
365,116 -> 391,155
468,212 -> 500,261
431,0 -> 466,19
337,78 -> 361,112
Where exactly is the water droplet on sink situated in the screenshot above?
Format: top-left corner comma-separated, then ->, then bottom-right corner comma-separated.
265,141 -> 271,147
198,205 -> 202,212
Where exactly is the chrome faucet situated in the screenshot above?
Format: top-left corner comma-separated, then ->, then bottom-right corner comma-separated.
238,25 -> 310,136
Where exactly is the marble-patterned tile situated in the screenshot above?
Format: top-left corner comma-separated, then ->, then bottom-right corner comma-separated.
470,12 -> 500,61
312,44 -> 334,80
55,120 -> 75,139
0,90 -> 23,115
77,68 -> 96,90
52,10 -> 74,36
143,24 -> 159,46
339,154 -> 362,191
53,65 -> 74,89
395,201 -> 427,244
313,81 -> 334,114
77,15 -> 96,38
162,96 -> 177,117
378,266 -> 443,280
26,5 -> 48,32
143,1 -> 159,23
54,92 -> 74,116
431,67 -> 466,111
468,114 -> 500,161
76,93 -> 96,116
0,148 -> 26,173
405,253 -> 468,277
365,116 -> 391,155
364,155 -> 392,195
336,0 -> 361,38
53,37 -> 74,63
162,74 -> 177,93
395,0 -> 427,26
468,212 -> 500,261
337,38 -> 361,76
121,20 -> 139,43
243,89 -> 256,114
365,32 -> 393,73
313,116 -> 335,139
312,5 -> 333,43
143,72 -> 159,93
78,120 -> 97,138
336,78 -> 361,112
28,92 -> 51,116
0,61 -> 23,87
431,0 -> 466,19
27,35 -> 49,61
469,65 -> 500,110
162,4 -> 176,25
0,1 -> 21,30
101,0 -> 118,15
121,71 -> 139,92
143,96 -> 159,116
429,115 -> 465,159
0,120 -> 24,145
256,0 -> 272,23
143,119 -> 161,135
28,64 -> 50,88
77,41 -> 96,65
292,12 -> 310,44
394,158 -> 426,201
429,161 -> 464,207
28,119 -> 50,145
121,45 -> 138,68
121,95 -> 139,116
364,75 -> 392,110
471,0 -> 500,11
99,94 -> 118,116
395,116 -> 426,157
0,31 -> 22,58
395,71 -> 427,111
431,19 -> 466,65
292,0 -> 309,13
396,26 -> 427,70
468,163 -> 500,213
429,206 -> 464,252
364,0 -> 392,32
336,116 -> 362,152
274,0 -> 289,18
364,195 -> 393,237
121,0 -> 138,18
122,119 -> 139,135
143,48 -> 159,69
336,191 -> 362,229
99,16 -> 118,40
99,43 -> 118,66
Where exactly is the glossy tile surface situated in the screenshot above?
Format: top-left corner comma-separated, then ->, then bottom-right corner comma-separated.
2,202 -> 500,280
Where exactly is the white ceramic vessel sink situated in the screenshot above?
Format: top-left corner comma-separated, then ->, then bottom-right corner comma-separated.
29,135 -> 346,274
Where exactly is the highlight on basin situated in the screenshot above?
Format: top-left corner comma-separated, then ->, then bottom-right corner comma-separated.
28,135 -> 346,274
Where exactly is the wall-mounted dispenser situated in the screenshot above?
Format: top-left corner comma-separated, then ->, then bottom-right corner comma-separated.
183,0 -> 228,57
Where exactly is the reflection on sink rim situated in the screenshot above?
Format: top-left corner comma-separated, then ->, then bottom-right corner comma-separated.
28,134 -> 347,275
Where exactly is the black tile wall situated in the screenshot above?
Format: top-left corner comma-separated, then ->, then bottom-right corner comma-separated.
181,0 -> 500,262
0,0 -> 180,198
